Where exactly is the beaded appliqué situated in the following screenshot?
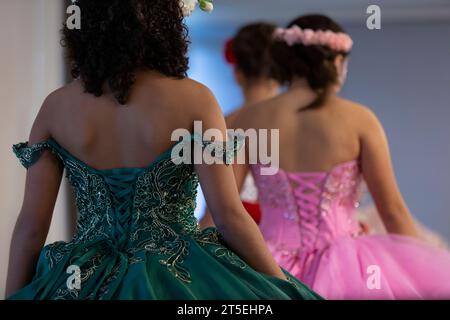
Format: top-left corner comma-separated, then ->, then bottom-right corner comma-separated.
12,138 -> 247,296
13,141 -> 50,169
191,132 -> 245,165
193,228 -> 247,270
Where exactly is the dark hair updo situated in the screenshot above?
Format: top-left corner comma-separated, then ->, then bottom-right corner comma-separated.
271,14 -> 351,110
62,0 -> 189,105
227,22 -> 277,81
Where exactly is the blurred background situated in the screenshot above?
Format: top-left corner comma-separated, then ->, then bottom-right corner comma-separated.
0,0 -> 449,298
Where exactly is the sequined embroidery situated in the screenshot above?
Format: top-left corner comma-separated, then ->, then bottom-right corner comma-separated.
13,141 -> 51,169
12,137 -> 247,294
193,228 -> 247,269
253,161 -> 363,254
191,132 -> 245,165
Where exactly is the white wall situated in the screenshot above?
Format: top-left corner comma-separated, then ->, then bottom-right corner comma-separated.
0,0 -> 69,298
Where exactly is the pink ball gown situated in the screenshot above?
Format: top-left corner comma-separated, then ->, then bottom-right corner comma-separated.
251,160 -> 450,299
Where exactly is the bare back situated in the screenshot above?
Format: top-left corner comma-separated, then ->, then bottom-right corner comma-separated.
234,93 -> 369,173
280,101 -> 361,172
34,72 -> 213,170
233,88 -> 418,238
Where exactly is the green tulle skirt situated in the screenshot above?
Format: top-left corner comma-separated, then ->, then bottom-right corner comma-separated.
9,229 -> 322,300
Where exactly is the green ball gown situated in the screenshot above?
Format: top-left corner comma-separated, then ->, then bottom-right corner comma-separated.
8,135 -> 322,300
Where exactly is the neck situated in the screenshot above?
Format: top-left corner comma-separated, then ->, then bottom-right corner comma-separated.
287,78 -> 315,101
290,78 -> 312,92
290,77 -> 343,94
289,77 -> 339,101
241,79 -> 280,106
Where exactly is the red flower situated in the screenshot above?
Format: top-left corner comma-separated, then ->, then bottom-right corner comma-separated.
224,38 -> 236,65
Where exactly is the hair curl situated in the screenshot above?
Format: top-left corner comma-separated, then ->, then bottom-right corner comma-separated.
62,0 -> 189,105
271,14 -> 350,110
229,22 -> 277,81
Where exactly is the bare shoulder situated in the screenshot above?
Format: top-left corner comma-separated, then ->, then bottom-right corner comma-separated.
169,77 -> 215,99
336,97 -> 384,137
41,80 -> 84,113
27,81 -> 81,144
338,97 -> 380,124
233,95 -> 280,130
175,77 -> 222,117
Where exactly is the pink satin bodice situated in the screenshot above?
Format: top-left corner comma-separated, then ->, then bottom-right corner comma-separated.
251,161 -> 363,256
252,161 -> 450,299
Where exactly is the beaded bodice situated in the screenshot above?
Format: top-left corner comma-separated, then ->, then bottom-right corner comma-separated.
14,138 -> 200,248
251,161 -> 363,254
12,136 -> 245,289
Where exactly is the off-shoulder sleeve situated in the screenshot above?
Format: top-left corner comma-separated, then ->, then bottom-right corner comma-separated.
12,141 -> 51,169
191,132 -> 245,165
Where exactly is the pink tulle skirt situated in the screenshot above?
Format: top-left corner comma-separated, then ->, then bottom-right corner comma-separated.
274,234 -> 450,299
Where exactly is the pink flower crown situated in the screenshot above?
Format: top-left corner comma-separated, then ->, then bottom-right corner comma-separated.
274,26 -> 353,53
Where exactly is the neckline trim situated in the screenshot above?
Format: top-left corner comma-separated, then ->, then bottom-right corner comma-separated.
46,137 -> 191,175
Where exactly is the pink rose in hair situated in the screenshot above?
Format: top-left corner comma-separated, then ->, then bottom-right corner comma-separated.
274,28 -> 285,39
302,29 -> 315,46
323,31 -> 334,46
345,35 -> 354,51
273,25 -> 353,52
329,36 -> 339,51
314,30 -> 325,46
284,26 -> 301,46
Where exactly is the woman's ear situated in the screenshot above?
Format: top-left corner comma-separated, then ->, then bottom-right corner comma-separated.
334,55 -> 349,88
234,68 -> 246,88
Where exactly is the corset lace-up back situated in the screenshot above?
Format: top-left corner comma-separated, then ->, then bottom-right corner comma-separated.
252,161 -> 363,255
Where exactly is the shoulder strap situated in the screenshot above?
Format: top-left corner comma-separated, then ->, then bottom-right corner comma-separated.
12,141 -> 52,169
191,132 -> 245,165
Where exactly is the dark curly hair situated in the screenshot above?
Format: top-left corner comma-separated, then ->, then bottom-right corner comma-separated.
271,14 -> 350,110
62,0 -> 189,105
228,22 -> 277,81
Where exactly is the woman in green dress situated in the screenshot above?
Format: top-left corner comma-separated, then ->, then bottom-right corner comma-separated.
5,0 -> 321,300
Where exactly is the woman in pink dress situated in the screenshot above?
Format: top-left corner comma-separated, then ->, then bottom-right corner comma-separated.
233,14 -> 450,299
200,23 -> 281,228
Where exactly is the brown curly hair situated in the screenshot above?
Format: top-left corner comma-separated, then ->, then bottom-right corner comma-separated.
271,14 -> 350,110
62,0 -> 189,105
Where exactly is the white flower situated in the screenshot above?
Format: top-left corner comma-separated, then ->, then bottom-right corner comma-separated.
199,0 -> 214,13
180,0 -> 198,17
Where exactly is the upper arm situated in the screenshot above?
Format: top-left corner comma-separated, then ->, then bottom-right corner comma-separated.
228,108 -> 254,193
18,95 -> 64,235
191,86 -> 246,227
359,109 -> 408,217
